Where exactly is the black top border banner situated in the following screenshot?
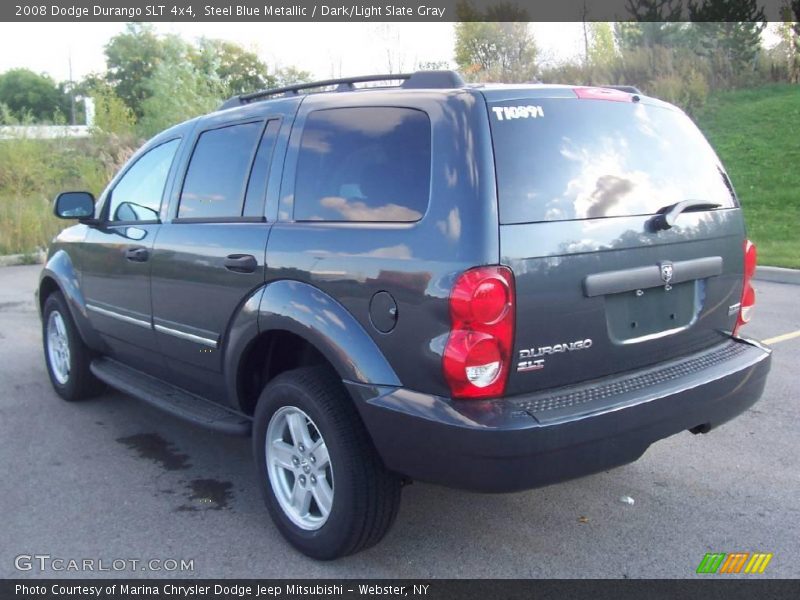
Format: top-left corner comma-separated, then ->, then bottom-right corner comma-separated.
1,0 -> 792,22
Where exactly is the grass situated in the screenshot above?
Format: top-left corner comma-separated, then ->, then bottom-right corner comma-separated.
696,84 -> 800,268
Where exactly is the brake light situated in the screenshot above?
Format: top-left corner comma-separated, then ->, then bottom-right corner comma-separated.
573,87 -> 633,102
733,239 -> 757,335
443,266 -> 515,399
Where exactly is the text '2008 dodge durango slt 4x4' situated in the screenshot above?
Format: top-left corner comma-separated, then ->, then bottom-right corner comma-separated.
38,71 -> 771,559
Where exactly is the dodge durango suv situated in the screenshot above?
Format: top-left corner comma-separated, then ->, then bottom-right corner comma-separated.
38,71 -> 771,559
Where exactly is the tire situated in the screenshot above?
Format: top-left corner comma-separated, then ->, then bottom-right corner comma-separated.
253,366 -> 401,559
42,292 -> 103,401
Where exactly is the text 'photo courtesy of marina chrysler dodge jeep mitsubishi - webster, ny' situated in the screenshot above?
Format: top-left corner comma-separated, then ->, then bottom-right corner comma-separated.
38,71 -> 771,559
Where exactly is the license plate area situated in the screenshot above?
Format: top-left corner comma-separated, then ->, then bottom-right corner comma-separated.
604,281 -> 701,343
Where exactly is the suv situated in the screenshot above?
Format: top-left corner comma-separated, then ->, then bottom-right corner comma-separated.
39,71 -> 771,559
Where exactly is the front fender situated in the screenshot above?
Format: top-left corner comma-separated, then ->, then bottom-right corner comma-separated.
39,249 -> 103,350
258,280 -> 401,386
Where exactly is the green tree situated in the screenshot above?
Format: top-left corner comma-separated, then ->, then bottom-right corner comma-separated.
687,0 -> 767,84
194,38 -> 275,96
137,37 -> 224,138
0,69 -> 70,122
271,66 -> 314,88
588,22 -> 617,66
104,23 -> 166,117
455,22 -> 538,82
779,0 -> 800,82
615,0 -> 685,51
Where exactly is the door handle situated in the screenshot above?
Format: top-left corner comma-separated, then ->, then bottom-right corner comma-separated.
224,254 -> 258,273
125,246 -> 149,262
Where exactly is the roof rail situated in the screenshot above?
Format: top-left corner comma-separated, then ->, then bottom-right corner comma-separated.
217,70 -> 466,111
601,85 -> 642,95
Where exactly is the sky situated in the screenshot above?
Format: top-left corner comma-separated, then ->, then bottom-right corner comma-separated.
0,22 -> 587,83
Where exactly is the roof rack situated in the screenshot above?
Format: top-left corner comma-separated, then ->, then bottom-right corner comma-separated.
601,85 -> 642,95
217,70 -> 466,111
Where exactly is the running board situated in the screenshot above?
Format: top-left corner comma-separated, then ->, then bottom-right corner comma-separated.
90,358 -> 251,436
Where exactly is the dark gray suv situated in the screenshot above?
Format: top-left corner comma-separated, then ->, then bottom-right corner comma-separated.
38,71 -> 771,559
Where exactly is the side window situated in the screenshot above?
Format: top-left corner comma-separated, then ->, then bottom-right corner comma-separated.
178,121 -> 262,219
243,119 -> 281,218
107,139 -> 180,223
294,107 -> 431,222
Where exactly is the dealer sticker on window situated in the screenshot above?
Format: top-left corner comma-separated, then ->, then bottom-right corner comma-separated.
492,105 -> 545,121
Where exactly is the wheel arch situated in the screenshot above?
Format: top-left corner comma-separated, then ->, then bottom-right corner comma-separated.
38,250 -> 103,350
224,280 -> 401,415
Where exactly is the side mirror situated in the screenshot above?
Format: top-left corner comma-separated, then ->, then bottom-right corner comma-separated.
54,191 -> 95,220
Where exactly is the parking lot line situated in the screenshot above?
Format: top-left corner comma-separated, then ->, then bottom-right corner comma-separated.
762,329 -> 800,346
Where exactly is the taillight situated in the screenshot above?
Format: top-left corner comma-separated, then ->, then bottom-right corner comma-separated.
443,266 -> 515,399
734,239 -> 757,335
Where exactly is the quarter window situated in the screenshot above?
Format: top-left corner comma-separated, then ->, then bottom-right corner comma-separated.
294,107 -> 431,222
179,121 -> 263,219
107,139 -> 180,223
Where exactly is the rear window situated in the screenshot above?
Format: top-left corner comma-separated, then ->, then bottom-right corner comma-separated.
489,98 -> 737,224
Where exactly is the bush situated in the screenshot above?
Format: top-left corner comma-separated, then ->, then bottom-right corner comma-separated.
0,131 -> 136,255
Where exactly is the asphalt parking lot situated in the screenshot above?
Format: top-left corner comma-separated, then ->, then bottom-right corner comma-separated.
1,264 -> 798,579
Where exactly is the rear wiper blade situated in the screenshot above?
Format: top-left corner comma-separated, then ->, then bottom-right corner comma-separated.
650,199 -> 722,231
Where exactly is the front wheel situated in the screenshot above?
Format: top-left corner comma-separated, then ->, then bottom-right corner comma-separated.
42,292 -> 102,401
253,367 -> 401,559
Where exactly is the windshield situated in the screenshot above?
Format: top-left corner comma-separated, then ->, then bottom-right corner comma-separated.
488,97 -> 737,224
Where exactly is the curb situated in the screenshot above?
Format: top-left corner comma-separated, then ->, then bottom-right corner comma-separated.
0,251 -> 46,267
754,266 -> 800,285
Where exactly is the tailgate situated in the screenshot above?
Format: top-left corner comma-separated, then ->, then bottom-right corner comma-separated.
486,90 -> 745,395
501,213 -> 745,394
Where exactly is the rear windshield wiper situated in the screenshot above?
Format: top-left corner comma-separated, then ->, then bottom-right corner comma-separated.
650,199 -> 722,231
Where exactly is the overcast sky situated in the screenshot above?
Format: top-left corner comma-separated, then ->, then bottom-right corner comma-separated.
0,22 -> 587,83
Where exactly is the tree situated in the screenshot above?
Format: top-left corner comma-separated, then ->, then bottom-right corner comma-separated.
615,0 -> 685,50
687,0 -> 767,83
588,22 -> 617,66
137,37 -> 225,138
0,68 -> 70,122
104,23 -> 166,118
194,38 -> 274,96
271,66 -> 314,88
778,0 -> 800,82
455,22 -> 538,82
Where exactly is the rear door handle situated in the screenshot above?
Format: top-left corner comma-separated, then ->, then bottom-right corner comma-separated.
224,254 -> 258,273
125,246 -> 149,262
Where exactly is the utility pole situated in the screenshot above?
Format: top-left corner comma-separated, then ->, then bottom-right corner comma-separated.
68,51 -> 76,126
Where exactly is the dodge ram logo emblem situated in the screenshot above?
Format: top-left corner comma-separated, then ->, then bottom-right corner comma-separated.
660,262 -> 674,291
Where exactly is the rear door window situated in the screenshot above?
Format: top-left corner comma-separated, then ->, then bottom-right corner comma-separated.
488,98 -> 737,224
178,121 -> 263,219
293,107 -> 431,222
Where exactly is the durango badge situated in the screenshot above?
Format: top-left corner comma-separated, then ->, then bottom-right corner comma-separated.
517,339 -> 593,372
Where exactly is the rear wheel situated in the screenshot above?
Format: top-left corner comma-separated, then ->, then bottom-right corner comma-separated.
253,367 -> 401,559
42,292 -> 102,401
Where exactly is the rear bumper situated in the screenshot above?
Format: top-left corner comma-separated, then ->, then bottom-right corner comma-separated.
348,337 -> 771,493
